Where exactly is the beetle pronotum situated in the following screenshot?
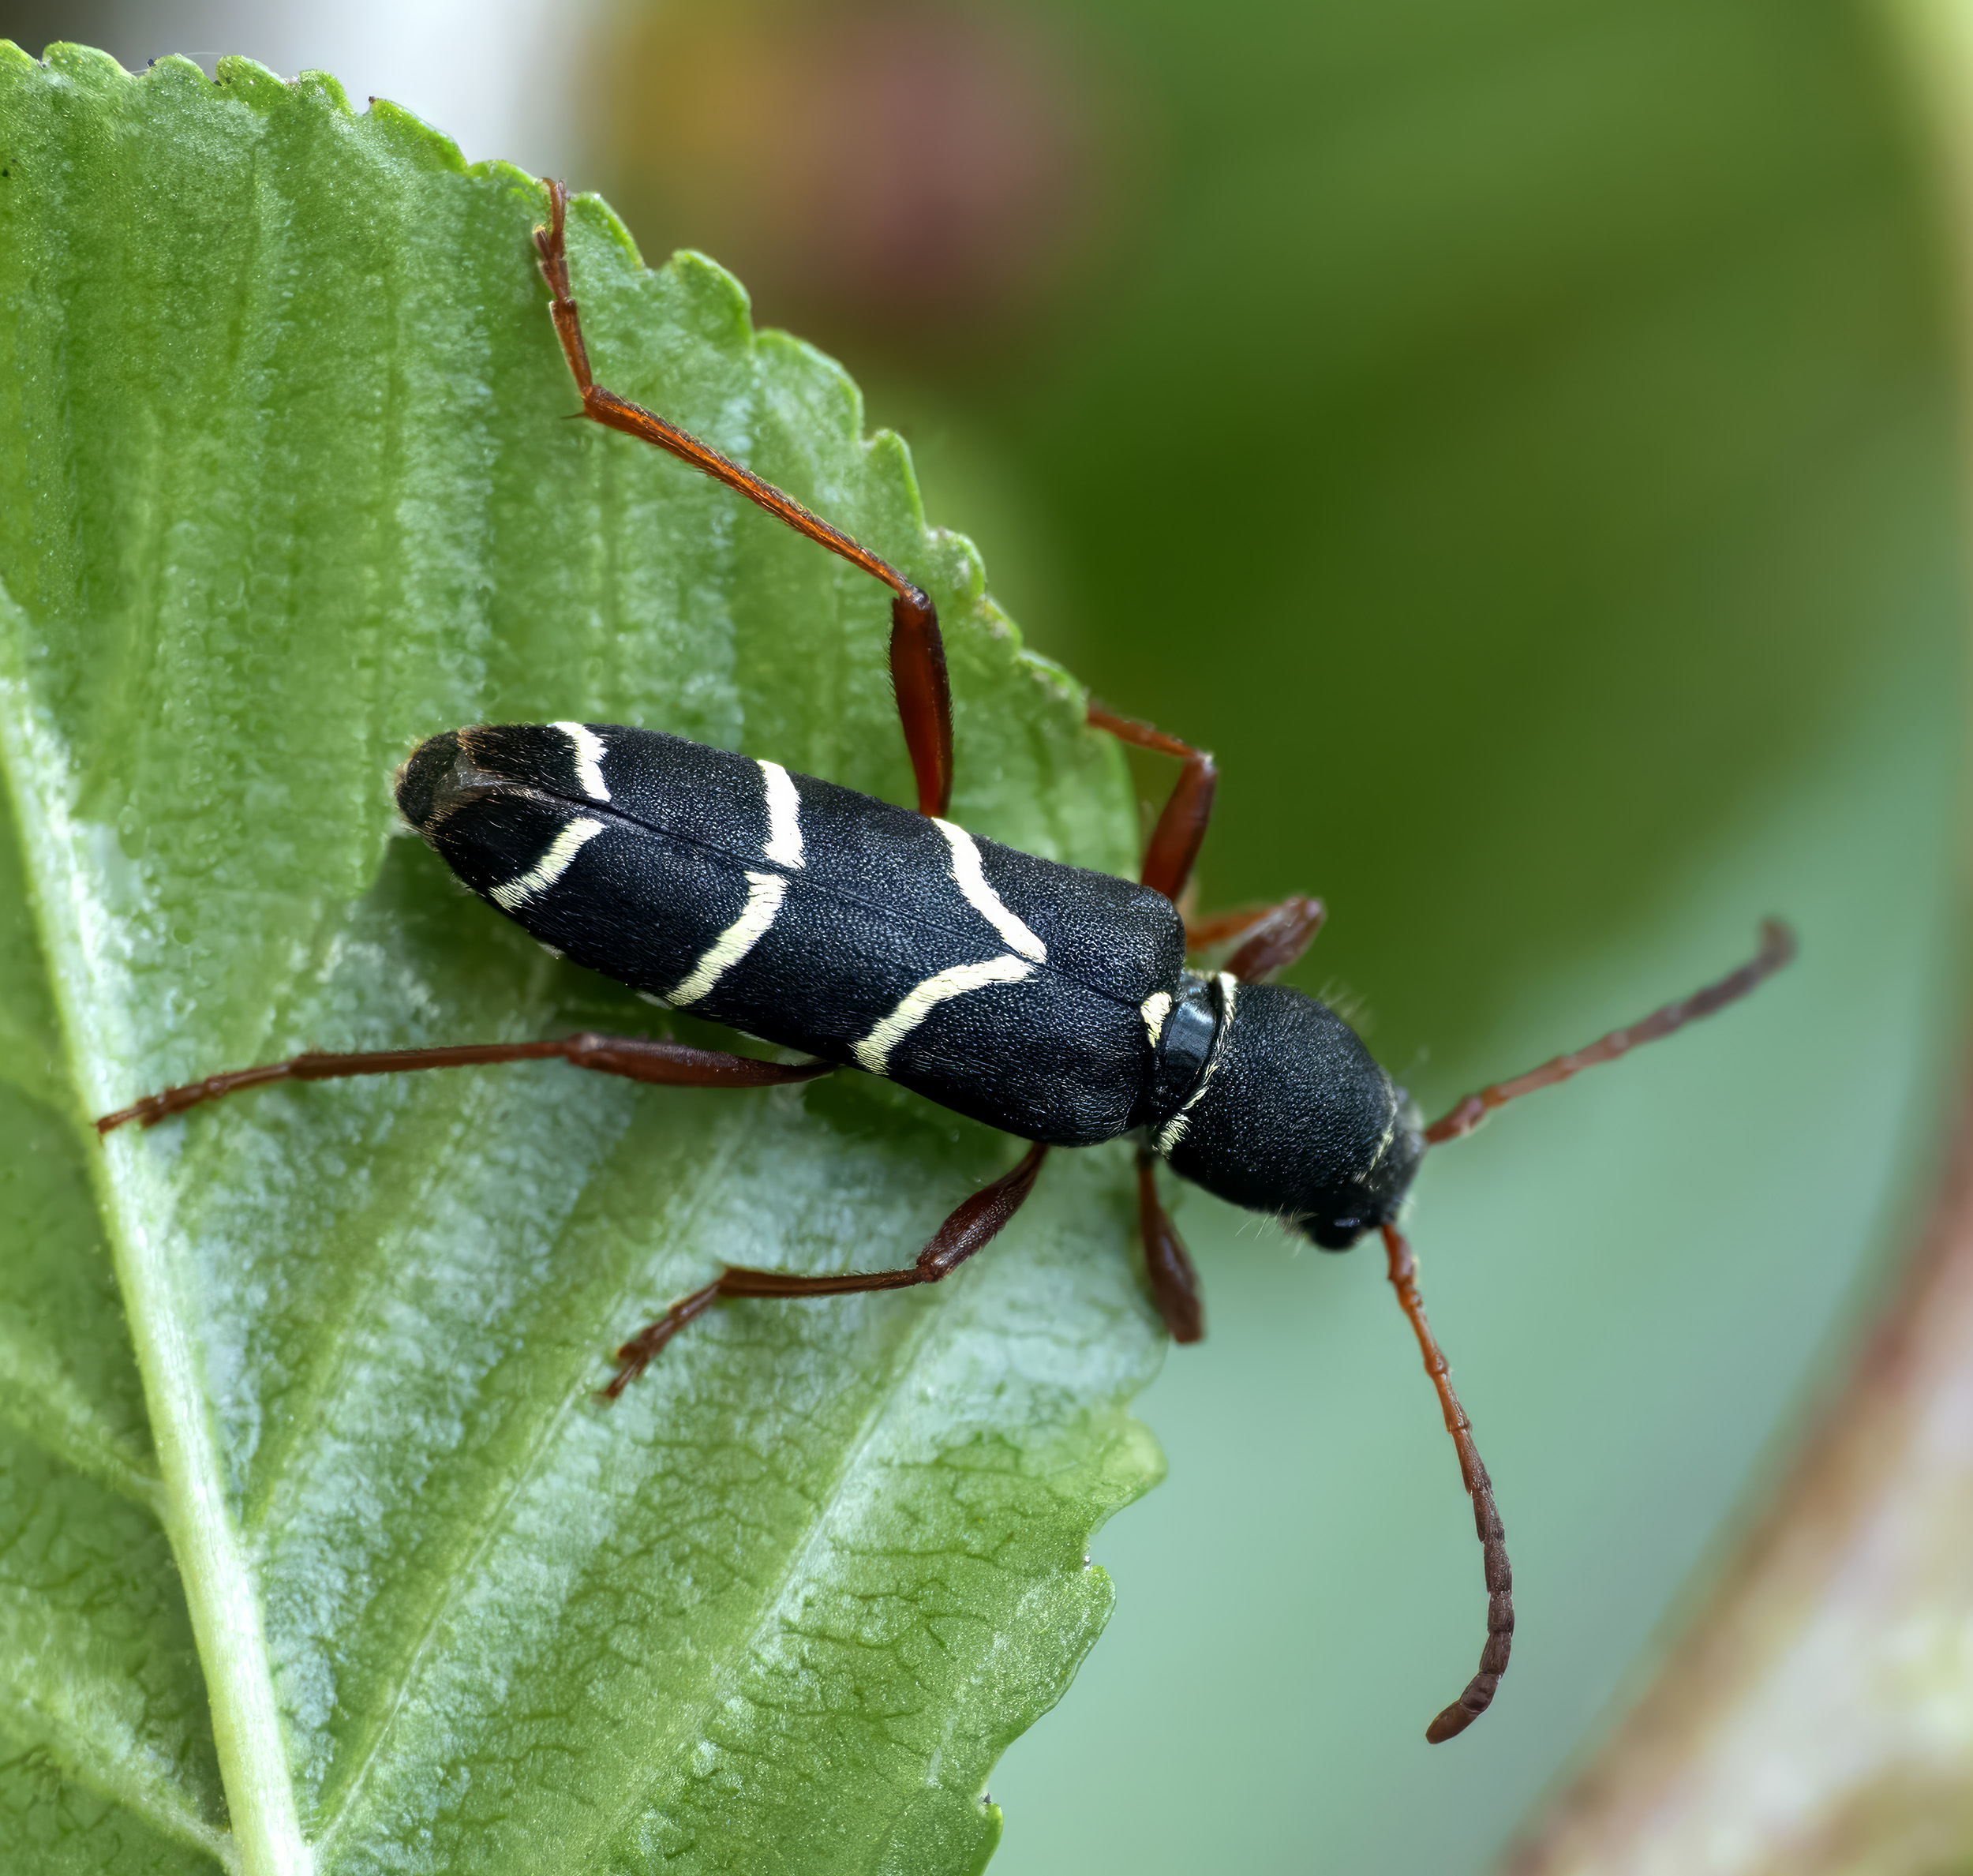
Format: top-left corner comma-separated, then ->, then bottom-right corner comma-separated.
98,180 -> 1795,1743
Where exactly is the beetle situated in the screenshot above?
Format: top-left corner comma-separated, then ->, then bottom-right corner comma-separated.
97,180 -> 1795,1744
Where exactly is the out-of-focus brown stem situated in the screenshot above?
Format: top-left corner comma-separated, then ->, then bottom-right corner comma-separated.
1507,1089 -> 1973,1876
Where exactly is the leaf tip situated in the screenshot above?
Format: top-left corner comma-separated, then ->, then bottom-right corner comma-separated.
362,92 -> 470,174
921,522 -> 990,605
35,42 -> 132,85
290,66 -> 357,117
567,185 -> 648,270
665,245 -> 753,343
967,1797 -> 1005,1876
135,52 -> 217,94
468,155 -> 542,196
208,55 -> 289,106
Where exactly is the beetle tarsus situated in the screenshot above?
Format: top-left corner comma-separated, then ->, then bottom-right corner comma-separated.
604,1279 -> 724,1399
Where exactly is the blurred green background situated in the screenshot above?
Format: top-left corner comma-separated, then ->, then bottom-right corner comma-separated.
585,3 -> 1968,1863
9,0 -> 1968,1867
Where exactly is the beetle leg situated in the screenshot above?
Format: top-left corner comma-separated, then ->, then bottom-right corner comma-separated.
1186,895 -> 1327,984
94,1034 -> 833,1134
533,180 -> 953,816
603,1141 -> 1050,1396
1085,702 -> 1218,901
1136,1146 -> 1204,1342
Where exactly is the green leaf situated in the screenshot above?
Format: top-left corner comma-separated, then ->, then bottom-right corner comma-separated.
0,44 -> 1163,1875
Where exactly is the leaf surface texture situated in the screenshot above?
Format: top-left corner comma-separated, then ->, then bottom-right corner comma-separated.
0,45 -> 1163,1876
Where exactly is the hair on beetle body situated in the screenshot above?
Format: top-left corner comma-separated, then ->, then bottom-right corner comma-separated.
96,179 -> 1796,1746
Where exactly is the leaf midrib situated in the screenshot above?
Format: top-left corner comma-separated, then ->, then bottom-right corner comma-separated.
0,666 -> 308,1876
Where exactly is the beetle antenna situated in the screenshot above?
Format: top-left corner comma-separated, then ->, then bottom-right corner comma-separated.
1423,919 -> 1795,1146
1382,1223 -> 1511,1742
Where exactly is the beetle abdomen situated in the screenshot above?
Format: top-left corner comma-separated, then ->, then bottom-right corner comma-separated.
396,723 -> 1185,1145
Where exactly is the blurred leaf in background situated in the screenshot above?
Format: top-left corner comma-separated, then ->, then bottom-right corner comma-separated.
0,44 -> 1167,1875
593,0 -> 1131,358
586,0 -> 1967,1870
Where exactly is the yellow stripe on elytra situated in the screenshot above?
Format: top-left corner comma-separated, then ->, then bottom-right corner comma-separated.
934,818 -> 1046,961
670,871 -> 788,1006
854,956 -> 1035,1075
758,759 -> 805,868
491,817 -> 605,912
554,721 -> 611,802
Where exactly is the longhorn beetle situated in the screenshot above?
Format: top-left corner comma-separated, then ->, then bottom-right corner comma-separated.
98,181 -> 1795,1745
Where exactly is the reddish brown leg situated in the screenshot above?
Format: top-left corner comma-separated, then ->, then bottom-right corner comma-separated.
603,1141 -> 1050,1396
1186,895 -> 1327,984
1382,1223 -> 1513,1743
95,1035 -> 833,1135
1136,1147 -> 1204,1342
1425,920 -> 1797,1145
534,181 -> 952,815
1086,702 -> 1218,901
